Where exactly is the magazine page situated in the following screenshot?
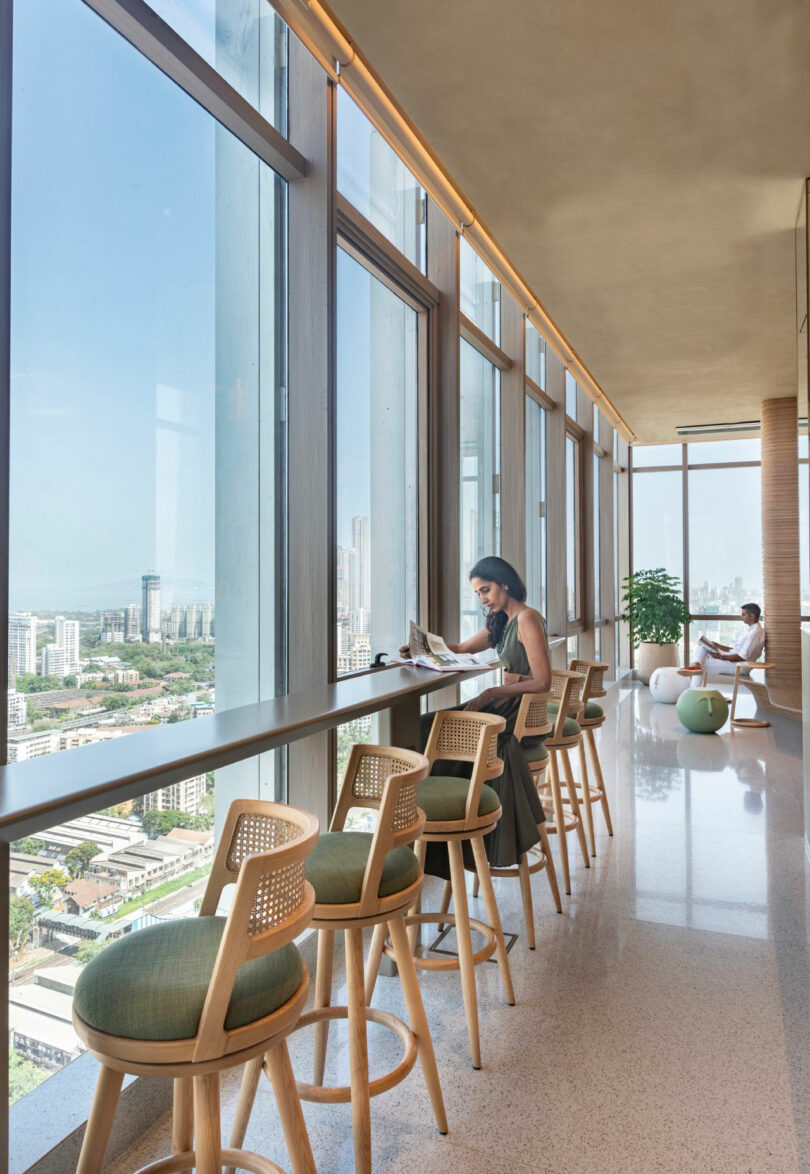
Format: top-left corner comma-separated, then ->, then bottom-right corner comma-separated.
389,621 -> 500,673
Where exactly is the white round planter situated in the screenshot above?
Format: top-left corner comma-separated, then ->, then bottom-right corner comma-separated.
636,642 -> 679,685
649,665 -> 691,704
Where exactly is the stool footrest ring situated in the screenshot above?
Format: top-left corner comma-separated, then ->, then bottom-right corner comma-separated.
732,717 -> 771,728
294,1006 -> 417,1103
392,912 -> 496,971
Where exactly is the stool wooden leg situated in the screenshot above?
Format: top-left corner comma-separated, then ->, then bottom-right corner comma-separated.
517,853 -> 536,949
447,838 -> 481,1069
548,751 -> 571,895
227,1055 -> 263,1162
578,739 -> 597,857
438,879 -> 453,930
472,873 -> 480,899
539,824 -> 562,913
407,840 -> 427,952
193,1072 -> 222,1174
585,727 -> 613,836
387,915 -> 448,1134
76,1064 -> 124,1174
313,927 -> 334,1085
470,835 -> 515,1007
561,747 -> 590,868
264,1039 -> 317,1174
364,920 -> 387,1005
345,926 -> 372,1174
172,1076 -> 194,1153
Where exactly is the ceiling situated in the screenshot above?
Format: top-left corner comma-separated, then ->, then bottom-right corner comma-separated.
325,0 -> 810,442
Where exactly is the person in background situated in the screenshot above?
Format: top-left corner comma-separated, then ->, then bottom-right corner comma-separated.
687,603 -> 765,675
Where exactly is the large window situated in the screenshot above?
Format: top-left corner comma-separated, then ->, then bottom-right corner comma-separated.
566,433 -> 581,623
565,370 -> 578,419
335,249 -> 419,673
688,466 -> 762,613
525,396 -> 547,618
460,238 -> 500,344
526,321 -> 546,389
8,0 -> 287,1107
460,340 -> 501,638
337,89 -> 426,273
632,471 -> 683,582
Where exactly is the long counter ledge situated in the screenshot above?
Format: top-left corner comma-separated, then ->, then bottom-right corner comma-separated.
0,665 -> 480,841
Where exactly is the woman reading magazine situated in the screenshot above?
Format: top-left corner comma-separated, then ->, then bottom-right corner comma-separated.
400,555 -> 551,874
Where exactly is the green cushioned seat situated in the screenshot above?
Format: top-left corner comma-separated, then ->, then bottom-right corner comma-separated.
519,739 -> 549,766
547,701 -> 601,720
416,776 -> 500,824
73,917 -> 303,1042
305,832 -> 420,905
544,705 -> 582,737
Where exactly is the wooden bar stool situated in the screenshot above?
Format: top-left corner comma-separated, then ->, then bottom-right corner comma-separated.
72,800 -> 320,1174
367,710 -> 515,1071
729,661 -> 776,727
536,670 -> 590,895
233,745 -> 447,1174
565,658 -> 614,851
486,691 -> 563,948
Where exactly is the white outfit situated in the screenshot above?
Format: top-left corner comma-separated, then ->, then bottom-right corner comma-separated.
695,622 -> 765,675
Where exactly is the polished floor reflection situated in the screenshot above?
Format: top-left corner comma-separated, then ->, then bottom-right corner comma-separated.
112,680 -> 810,1173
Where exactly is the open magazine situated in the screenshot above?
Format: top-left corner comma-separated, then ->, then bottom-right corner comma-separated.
392,621 -> 501,673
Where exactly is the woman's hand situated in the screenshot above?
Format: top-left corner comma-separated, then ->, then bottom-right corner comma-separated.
465,688 -> 496,712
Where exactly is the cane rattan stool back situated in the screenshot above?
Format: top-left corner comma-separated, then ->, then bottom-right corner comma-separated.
423,709 -> 505,831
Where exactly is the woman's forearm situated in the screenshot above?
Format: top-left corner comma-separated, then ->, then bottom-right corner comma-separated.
488,676 -> 551,698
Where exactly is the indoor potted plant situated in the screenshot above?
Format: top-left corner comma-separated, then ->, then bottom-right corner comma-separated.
622,568 -> 691,685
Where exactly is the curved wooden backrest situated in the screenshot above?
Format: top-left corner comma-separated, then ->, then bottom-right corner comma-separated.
514,692 -> 553,742
330,744 -> 429,915
570,658 -> 608,700
194,800 -> 319,1061
423,710 -> 506,828
549,670 -> 585,736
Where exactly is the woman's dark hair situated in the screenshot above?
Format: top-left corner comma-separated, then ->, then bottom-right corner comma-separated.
469,556 -> 527,646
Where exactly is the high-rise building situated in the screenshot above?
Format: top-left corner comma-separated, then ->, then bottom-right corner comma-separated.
199,602 -> 215,638
337,546 -> 356,615
8,613 -> 37,677
352,516 -> 370,612
143,774 -> 206,815
100,612 -> 125,643
55,617 -> 80,673
169,606 -> 185,639
124,603 -> 141,640
7,689 -> 26,730
141,575 -> 161,643
184,603 -> 201,639
41,644 -> 68,677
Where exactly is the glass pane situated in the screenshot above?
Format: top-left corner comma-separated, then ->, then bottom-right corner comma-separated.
337,89 -> 426,272
566,634 -> 579,661
614,468 -> 620,616
565,371 -> 578,419
801,467 -> 810,613
566,435 -> 580,621
9,0 -> 286,1106
525,398 -> 546,618
688,439 -> 761,464
688,467 -> 763,611
632,471 -> 683,582
594,627 -> 602,662
335,716 -> 380,831
525,321 -> 545,389
593,452 -> 601,621
460,339 -> 501,639
460,238 -> 500,345
145,0 -> 288,132
799,433 -> 808,459
336,249 -> 419,673
631,444 -> 683,468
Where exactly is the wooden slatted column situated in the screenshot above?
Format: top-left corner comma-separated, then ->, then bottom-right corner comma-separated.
761,397 -> 801,709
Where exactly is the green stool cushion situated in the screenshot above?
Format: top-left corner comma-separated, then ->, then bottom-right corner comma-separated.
305,832 -> 420,905
416,776 -> 500,823
583,702 -> 603,719
544,706 -> 581,737
73,917 -> 303,1042
519,740 -> 549,767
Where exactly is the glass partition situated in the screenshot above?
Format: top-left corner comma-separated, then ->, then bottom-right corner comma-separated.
336,248 -> 419,672
688,466 -> 762,612
337,89 -> 426,272
9,0 -> 287,1107
460,339 -> 501,638
460,238 -> 500,344
525,397 -> 547,618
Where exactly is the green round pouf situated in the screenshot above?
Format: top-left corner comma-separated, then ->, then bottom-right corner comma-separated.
675,688 -> 729,733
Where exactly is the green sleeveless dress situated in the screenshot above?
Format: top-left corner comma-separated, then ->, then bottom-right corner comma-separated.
421,611 -> 546,876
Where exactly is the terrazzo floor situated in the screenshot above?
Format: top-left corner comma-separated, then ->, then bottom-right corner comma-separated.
110,680 -> 810,1173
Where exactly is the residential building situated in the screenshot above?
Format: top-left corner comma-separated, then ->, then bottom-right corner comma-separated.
40,643 -> 67,678
54,616 -> 80,673
142,773 -> 206,815
8,612 -> 37,676
141,574 -> 161,642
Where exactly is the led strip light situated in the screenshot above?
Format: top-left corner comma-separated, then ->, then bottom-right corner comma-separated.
271,0 -> 637,442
